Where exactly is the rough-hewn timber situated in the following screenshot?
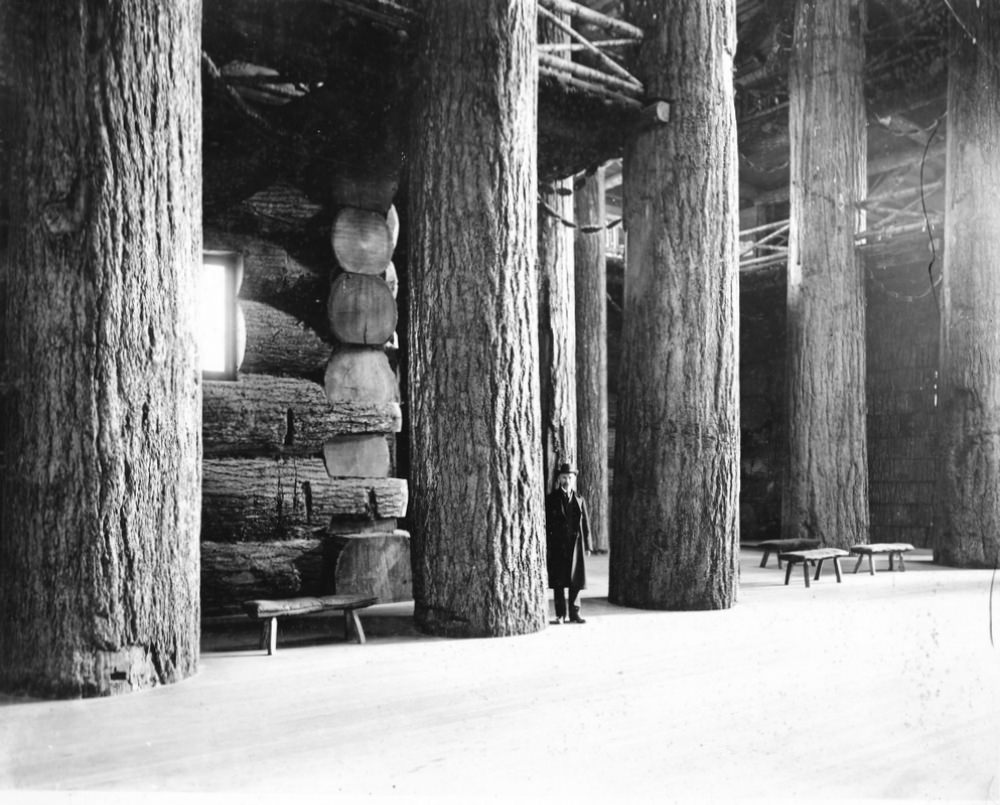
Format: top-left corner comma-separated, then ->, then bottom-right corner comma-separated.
327,530 -> 413,603
324,346 -> 399,404
202,458 -> 408,541
201,539 -> 326,616
327,272 -> 397,346
203,374 -> 400,457
239,300 -> 331,379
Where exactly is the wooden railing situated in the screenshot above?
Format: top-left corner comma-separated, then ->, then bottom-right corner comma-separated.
739,218 -> 790,270
536,0 -> 645,108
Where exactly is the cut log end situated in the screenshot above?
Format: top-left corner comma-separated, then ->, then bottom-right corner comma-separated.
331,208 -> 393,275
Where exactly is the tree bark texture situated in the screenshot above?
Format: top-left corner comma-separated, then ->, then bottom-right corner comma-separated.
574,167 -> 610,552
610,0 -> 739,610
408,0 -> 545,637
783,0 -> 868,548
538,177 -> 578,490
933,2 -> 1000,567
203,374 -> 401,458
202,458 -> 408,541
0,1 -> 202,697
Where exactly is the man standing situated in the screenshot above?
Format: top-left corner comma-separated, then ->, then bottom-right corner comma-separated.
546,462 -> 592,624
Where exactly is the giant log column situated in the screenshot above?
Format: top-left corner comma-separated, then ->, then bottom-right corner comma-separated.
574,167 -> 610,553
782,0 -> 868,548
934,2 -> 1000,567
538,178 -> 577,490
610,1 -> 739,609
408,0 -> 545,636
0,1 -> 202,696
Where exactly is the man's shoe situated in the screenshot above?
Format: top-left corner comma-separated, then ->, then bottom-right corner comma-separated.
568,609 -> 586,624
549,617 -> 563,624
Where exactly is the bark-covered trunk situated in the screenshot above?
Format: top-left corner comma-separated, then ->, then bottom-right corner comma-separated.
408,0 -> 544,637
574,167 -> 609,553
934,2 -> 1000,567
0,1 -> 202,697
538,177 -> 577,490
610,0 -> 739,610
782,0 -> 868,548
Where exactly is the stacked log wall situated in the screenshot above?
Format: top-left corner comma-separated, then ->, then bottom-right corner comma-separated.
200,190 -> 408,615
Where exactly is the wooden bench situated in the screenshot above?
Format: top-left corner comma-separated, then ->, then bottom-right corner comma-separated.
778,548 -> 849,588
243,594 -> 378,655
850,543 -> 915,575
756,538 -> 821,568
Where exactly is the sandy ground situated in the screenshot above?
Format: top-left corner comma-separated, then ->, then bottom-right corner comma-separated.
1,548 -> 998,804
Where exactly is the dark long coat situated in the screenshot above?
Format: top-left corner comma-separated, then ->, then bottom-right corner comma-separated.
545,489 -> 591,590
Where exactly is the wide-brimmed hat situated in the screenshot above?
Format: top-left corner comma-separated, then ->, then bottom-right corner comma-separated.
555,462 -> 578,476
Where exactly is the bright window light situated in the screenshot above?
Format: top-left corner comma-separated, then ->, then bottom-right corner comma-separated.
199,252 -> 240,380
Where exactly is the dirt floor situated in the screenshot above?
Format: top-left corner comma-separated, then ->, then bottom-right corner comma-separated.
1,548 -> 998,803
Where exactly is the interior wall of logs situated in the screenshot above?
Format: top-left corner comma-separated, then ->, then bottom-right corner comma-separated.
201,184 -> 410,616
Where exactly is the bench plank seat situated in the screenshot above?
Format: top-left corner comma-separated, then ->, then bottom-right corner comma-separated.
243,594 -> 378,654
850,543 -> 915,575
756,538 -> 821,568
778,548 -> 849,588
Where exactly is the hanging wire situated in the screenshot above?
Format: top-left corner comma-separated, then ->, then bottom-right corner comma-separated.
919,115 -> 943,314
990,559 -> 997,648
942,0 -> 978,46
870,109 -> 947,138
538,196 -> 621,233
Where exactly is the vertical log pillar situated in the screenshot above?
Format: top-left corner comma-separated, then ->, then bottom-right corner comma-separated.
934,2 -> 1000,567
538,177 -> 577,491
408,0 -> 544,637
783,0 -> 868,548
610,1 -> 739,610
0,1 -> 202,697
574,166 -> 609,553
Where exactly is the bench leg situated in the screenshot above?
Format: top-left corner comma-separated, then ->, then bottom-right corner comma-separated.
802,560 -> 811,588
897,552 -> 906,571
853,554 -> 864,574
814,559 -> 824,581
262,617 -> 278,656
341,609 -> 367,644
867,554 -> 876,576
889,553 -> 894,571
833,557 -> 843,582
784,561 -> 794,586
760,549 -> 771,569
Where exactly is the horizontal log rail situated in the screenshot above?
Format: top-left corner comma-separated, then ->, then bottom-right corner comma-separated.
738,211 -> 942,271
213,0 -> 648,114
538,52 -> 643,98
539,0 -> 644,40
537,4 -> 643,93
739,219 -> 789,271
